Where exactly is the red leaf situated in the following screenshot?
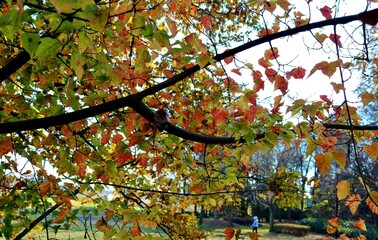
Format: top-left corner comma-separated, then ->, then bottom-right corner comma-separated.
223,228 -> 235,240
52,207 -> 70,223
112,133 -> 124,145
258,57 -> 272,68
116,151 -> 133,165
287,67 -> 306,79
231,68 -> 242,75
212,109 -> 228,125
0,138 -> 12,157
128,133 -> 144,147
358,9 -> 378,25
200,15 -> 211,31
77,164 -> 86,179
73,151 -> 86,164
329,33 -> 342,48
320,95 -> 332,105
320,6 -> 332,19
265,68 -> 277,82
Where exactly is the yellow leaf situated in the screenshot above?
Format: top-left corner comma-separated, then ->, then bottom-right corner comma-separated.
315,153 -> 332,176
354,219 -> 367,231
336,180 -> 350,200
240,154 -> 250,168
333,151 -> 346,169
363,142 -> 378,160
315,32 -> 328,43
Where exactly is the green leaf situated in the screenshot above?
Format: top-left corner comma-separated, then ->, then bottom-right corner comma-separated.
21,33 -> 41,57
35,37 -> 62,60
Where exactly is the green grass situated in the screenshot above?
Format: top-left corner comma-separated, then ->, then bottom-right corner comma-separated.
1,219 -> 325,239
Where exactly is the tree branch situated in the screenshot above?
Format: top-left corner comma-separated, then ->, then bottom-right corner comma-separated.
0,51 -> 30,83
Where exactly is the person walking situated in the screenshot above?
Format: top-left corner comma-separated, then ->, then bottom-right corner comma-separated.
251,216 -> 259,233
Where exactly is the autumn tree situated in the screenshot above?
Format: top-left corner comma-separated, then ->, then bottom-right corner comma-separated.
0,0 -> 378,239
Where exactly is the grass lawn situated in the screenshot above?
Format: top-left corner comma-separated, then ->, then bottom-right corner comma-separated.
2,219 -> 326,239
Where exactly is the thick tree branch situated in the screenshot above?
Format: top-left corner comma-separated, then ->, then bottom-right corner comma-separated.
0,51 -> 30,83
323,123 -> 378,131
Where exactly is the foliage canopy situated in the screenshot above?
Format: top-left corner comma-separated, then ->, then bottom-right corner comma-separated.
0,0 -> 378,239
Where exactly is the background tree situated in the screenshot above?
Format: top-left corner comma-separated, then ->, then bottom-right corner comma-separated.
0,0 -> 378,239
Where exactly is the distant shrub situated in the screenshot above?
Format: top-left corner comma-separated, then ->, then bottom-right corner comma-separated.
298,218 -> 327,234
272,223 -> 310,236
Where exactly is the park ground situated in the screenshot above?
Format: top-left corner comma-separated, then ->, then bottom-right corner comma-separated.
15,218 -> 328,240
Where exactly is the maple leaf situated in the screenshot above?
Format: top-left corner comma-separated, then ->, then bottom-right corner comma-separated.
329,33 -> 343,48
360,92 -> 375,106
336,180 -> 350,200
213,109 -> 228,125
115,151 -> 133,165
52,208 -> 70,223
223,228 -> 235,240
0,138 -> 12,157
37,182 -> 52,197
330,82 -> 345,94
320,95 -> 331,105
287,67 -> 306,79
130,223 -> 141,236
346,194 -> 361,215
200,15 -> 211,31
354,219 -> 367,231
309,60 -> 342,78
314,153 -> 332,176
263,1 -> 276,13
320,6 -> 332,19
258,57 -> 272,68
264,47 -> 279,60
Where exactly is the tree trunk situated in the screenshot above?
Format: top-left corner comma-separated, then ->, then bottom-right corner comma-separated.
198,206 -> 205,225
268,203 -> 275,232
214,208 -> 219,219
226,206 -> 234,227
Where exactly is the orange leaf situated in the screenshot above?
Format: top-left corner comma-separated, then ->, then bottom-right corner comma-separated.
329,33 -> 343,48
328,217 -> 339,228
320,6 -> 332,19
245,231 -> 261,240
37,182 -> 52,197
200,15 -> 211,31
258,57 -> 272,68
354,219 -> 367,231
309,60 -> 342,78
190,184 -> 204,194
223,227 -> 235,240
73,151 -> 86,164
320,95 -> 331,105
77,164 -> 86,179
264,1 -> 276,13
363,142 -> 378,160
52,208 -> 70,224
101,132 -> 110,145
366,191 -> 378,214
130,224 -> 141,236
346,194 -> 361,215
333,150 -> 346,169
264,47 -> 279,60
315,32 -> 328,43
0,138 -> 12,157
287,67 -> 306,79
315,153 -> 332,176
257,28 -> 273,38
360,92 -> 375,106
336,180 -> 350,200
326,226 -> 337,234
112,133 -> 124,145
330,82 -> 345,94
